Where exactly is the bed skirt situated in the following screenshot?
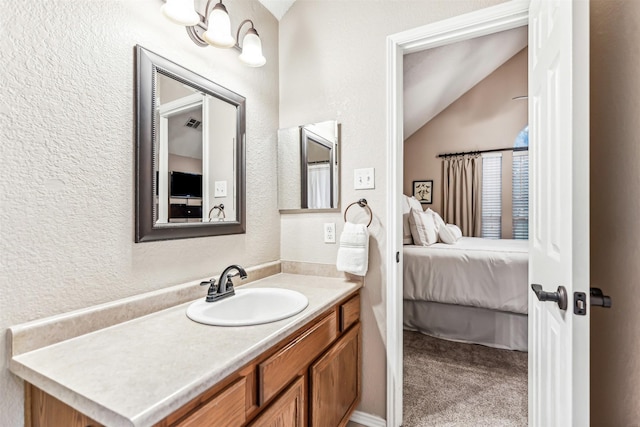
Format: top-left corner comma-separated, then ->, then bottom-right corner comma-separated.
403,300 -> 528,351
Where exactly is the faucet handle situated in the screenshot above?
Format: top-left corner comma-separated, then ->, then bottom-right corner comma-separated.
224,275 -> 235,291
200,279 -> 218,293
201,279 -> 219,302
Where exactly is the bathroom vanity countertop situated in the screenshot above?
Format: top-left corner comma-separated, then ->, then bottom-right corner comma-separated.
9,273 -> 361,427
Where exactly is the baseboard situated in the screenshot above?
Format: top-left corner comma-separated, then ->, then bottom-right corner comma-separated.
350,410 -> 386,427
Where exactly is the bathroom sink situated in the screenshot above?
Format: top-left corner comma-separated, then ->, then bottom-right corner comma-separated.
186,288 -> 309,326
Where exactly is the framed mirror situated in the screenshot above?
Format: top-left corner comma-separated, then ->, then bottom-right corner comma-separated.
277,121 -> 340,212
135,46 -> 246,242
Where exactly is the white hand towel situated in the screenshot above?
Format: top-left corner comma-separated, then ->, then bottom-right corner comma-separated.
336,222 -> 369,276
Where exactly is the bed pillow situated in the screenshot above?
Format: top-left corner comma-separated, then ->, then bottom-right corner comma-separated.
402,195 -> 413,244
409,208 -> 438,246
439,224 -> 463,244
403,196 -> 424,244
426,208 -> 446,233
407,196 -> 423,211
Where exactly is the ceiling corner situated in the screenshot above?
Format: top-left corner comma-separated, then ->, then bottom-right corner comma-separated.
257,0 -> 296,21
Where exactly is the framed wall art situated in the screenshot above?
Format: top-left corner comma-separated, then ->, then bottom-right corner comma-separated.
413,180 -> 433,204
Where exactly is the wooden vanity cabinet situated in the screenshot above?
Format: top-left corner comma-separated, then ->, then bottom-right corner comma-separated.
249,376 -> 305,427
26,386 -> 101,427
310,324 -> 361,427
25,291 -> 360,427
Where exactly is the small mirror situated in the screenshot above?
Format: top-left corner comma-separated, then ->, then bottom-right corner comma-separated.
136,46 -> 246,242
277,121 -> 340,212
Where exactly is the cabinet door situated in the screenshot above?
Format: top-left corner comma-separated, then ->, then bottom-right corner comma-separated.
175,378 -> 246,427
258,312 -> 337,405
309,323 -> 361,427
249,376 -> 305,427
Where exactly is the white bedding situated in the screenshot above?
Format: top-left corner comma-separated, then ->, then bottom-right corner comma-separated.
403,237 -> 529,314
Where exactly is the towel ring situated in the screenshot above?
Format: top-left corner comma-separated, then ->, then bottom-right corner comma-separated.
343,198 -> 373,227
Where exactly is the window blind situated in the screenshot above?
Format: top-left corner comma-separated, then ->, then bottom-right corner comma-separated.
512,151 -> 529,239
481,153 -> 502,239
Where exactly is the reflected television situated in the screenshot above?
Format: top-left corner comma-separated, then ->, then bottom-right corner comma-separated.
170,171 -> 202,198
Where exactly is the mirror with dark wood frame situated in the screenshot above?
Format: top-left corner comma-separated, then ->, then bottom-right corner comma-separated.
135,45 -> 246,242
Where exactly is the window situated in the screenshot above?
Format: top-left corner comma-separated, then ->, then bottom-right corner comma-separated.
481,153 -> 502,239
512,151 -> 529,239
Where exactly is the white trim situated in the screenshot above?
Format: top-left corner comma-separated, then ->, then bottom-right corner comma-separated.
157,93 -> 203,115
157,93 -> 204,224
385,2 -> 529,426
201,96 -> 211,220
350,410 -> 387,427
385,32 -> 404,427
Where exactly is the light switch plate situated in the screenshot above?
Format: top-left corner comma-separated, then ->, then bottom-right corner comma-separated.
214,181 -> 227,197
324,223 -> 336,243
354,168 -> 375,190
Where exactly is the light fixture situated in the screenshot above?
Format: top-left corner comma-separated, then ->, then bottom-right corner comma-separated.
161,0 -> 199,26
161,0 -> 266,67
236,20 -> 266,67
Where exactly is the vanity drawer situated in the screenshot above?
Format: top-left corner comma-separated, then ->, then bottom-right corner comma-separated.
258,312 -> 337,405
175,377 -> 246,427
340,294 -> 360,332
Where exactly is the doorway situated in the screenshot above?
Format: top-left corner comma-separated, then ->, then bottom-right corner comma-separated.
401,28 -> 529,425
385,2 -> 530,425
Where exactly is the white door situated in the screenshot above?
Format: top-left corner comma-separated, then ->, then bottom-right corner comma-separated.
529,0 -> 590,425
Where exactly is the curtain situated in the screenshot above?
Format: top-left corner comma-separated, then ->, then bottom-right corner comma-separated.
442,154 -> 482,236
307,164 -> 331,208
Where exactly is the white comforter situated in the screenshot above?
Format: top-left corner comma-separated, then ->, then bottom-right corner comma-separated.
403,237 -> 529,314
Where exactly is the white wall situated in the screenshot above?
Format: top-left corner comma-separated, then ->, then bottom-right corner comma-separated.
0,0 -> 279,424
279,0 -> 507,418
207,99 -> 237,220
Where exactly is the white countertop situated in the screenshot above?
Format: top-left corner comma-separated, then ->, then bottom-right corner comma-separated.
10,273 -> 360,426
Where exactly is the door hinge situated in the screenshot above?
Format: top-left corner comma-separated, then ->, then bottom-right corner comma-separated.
396,251 -> 400,263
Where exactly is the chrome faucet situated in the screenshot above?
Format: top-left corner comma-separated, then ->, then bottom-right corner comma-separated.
200,264 -> 248,303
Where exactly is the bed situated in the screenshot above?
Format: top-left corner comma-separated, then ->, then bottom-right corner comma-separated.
403,237 -> 529,351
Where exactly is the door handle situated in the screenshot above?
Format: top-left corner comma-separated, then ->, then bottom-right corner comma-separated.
531,284 -> 568,310
590,288 -> 612,308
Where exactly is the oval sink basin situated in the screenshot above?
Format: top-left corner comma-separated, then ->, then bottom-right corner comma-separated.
186,288 -> 309,326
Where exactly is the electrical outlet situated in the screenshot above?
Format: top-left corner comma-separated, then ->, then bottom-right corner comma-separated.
214,181 -> 227,197
324,223 -> 336,243
354,168 -> 375,190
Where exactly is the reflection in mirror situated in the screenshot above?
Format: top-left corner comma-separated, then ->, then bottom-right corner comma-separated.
155,74 -> 237,224
136,46 -> 246,242
277,121 -> 340,212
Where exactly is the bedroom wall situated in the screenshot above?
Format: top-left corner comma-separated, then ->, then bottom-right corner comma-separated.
404,47 -> 528,238
279,0 -> 508,420
590,0 -> 640,424
0,1 -> 279,425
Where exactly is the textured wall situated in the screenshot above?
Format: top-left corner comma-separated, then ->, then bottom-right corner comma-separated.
404,47 -> 528,237
0,0 -> 279,424
279,0 -> 507,418
590,0 -> 640,424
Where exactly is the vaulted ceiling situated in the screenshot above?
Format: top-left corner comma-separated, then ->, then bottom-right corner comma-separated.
403,26 -> 528,139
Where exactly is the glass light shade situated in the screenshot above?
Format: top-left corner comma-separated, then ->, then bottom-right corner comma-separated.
161,0 -> 199,26
239,30 -> 266,67
202,3 -> 235,48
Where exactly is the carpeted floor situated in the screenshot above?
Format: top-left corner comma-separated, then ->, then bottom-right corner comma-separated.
403,330 -> 528,426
